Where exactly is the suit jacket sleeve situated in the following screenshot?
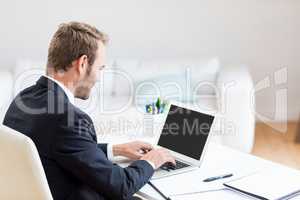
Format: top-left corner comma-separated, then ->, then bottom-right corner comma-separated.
97,143 -> 108,156
52,117 -> 154,200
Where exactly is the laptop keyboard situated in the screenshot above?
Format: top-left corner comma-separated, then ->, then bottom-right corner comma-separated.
160,160 -> 190,171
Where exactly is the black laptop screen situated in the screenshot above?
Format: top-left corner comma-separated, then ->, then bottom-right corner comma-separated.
158,104 -> 215,160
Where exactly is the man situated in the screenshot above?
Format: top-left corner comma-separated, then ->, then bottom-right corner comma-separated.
3,22 -> 175,200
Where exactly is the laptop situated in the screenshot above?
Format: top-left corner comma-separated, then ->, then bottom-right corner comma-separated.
151,102 -> 215,179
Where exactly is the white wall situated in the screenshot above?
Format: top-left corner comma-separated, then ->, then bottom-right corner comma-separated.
0,0 -> 299,121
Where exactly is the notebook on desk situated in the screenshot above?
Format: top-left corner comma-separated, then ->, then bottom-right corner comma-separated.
223,167 -> 300,200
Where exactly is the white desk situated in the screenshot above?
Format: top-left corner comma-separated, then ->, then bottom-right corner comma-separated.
139,143 -> 300,200
97,134 -> 300,200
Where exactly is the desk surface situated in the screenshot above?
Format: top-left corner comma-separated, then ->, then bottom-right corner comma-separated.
98,134 -> 300,200
138,143 -> 278,200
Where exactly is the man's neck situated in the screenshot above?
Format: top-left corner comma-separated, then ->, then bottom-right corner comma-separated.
44,74 -> 76,104
46,71 -> 76,95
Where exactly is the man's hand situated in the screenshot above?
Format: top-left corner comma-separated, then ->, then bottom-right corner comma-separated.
140,148 -> 176,170
112,141 -> 153,160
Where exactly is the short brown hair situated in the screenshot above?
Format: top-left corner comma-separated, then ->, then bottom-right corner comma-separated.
47,22 -> 108,72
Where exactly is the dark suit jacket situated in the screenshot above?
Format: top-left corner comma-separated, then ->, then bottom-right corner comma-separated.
3,76 -> 154,200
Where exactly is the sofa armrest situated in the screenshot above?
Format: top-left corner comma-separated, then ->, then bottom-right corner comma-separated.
216,65 -> 255,153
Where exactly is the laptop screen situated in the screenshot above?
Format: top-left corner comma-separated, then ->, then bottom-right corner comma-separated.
158,104 -> 215,160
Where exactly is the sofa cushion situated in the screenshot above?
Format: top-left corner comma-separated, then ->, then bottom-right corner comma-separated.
112,58 -> 220,98
13,60 -> 45,96
135,73 -> 188,106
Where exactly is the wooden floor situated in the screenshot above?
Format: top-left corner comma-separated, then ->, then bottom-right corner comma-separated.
252,122 -> 300,170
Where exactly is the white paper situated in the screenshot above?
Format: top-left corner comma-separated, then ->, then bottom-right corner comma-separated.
224,166 -> 300,200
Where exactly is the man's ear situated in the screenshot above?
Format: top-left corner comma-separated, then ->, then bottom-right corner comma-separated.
74,55 -> 88,76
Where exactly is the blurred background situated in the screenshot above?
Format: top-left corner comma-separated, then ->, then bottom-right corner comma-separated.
0,0 -> 299,168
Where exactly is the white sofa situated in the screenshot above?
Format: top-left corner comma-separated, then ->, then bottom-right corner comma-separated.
0,57 -> 255,153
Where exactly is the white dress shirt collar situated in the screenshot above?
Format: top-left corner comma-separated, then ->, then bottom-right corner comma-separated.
43,75 -> 75,105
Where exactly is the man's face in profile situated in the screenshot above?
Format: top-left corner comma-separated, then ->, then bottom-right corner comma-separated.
75,41 -> 106,100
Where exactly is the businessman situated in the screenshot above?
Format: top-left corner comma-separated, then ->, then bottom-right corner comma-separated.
3,22 -> 175,200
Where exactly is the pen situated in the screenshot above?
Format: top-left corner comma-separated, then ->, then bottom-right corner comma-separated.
203,173 -> 233,182
148,181 -> 172,200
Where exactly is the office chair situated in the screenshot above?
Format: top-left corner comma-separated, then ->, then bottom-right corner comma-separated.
0,125 -> 53,200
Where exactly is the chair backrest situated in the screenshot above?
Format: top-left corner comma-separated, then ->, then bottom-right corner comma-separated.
0,125 -> 53,200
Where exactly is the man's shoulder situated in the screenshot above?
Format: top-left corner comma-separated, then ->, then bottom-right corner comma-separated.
4,80 -> 94,130
4,83 -> 83,122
